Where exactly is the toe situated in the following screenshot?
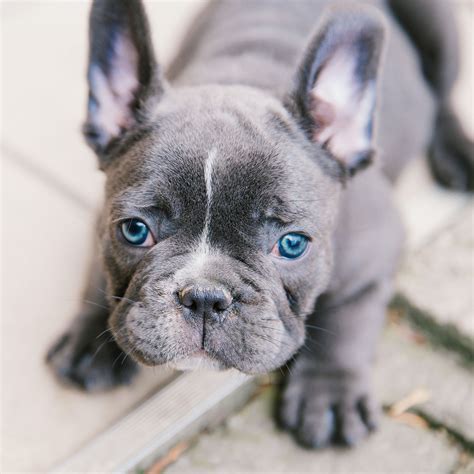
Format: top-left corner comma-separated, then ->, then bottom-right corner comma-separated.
336,403 -> 368,447
359,395 -> 380,432
278,382 -> 303,430
296,399 -> 335,449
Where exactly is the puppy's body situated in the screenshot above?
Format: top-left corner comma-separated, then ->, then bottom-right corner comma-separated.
47,0 -> 472,448
170,0 -> 434,179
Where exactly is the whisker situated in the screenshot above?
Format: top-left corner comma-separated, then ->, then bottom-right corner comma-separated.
96,288 -> 138,305
83,299 -> 110,311
89,334 -> 117,365
304,324 -> 336,336
95,327 -> 114,340
121,338 -> 140,366
109,295 -> 139,305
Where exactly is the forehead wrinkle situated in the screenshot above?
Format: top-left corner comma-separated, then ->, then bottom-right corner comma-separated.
109,186 -> 171,216
205,149 -> 287,222
269,206 -> 309,223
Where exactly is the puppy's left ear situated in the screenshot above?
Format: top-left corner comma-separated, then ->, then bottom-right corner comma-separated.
83,0 -> 162,161
288,7 -> 386,176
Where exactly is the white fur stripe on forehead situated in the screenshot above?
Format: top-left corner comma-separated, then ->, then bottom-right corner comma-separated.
205,148 -> 217,214
174,149 -> 218,282
201,148 -> 217,249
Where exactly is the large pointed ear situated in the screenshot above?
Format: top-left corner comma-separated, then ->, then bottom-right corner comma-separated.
83,0 -> 162,161
288,7 -> 386,176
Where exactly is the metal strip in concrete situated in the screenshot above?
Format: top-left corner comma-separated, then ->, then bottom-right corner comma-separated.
50,370 -> 255,472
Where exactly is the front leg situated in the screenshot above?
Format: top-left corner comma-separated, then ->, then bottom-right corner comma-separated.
46,253 -> 138,391
279,279 -> 392,448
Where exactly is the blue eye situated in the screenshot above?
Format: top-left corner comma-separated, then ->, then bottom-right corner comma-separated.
274,233 -> 309,259
121,219 -> 153,246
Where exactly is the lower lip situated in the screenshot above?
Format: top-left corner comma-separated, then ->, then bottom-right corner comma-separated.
194,349 -> 209,357
190,349 -> 216,362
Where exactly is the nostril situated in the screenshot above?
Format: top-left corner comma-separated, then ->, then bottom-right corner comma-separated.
213,292 -> 232,312
178,286 -> 196,308
213,300 -> 225,312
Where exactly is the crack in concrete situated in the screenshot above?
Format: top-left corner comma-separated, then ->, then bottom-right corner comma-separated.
388,293 -> 474,459
412,407 -> 474,455
2,141 -> 96,212
391,294 -> 474,369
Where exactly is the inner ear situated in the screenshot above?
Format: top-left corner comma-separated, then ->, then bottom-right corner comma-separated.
289,7 -> 385,175
310,44 -> 377,171
88,31 -> 140,146
83,0 -> 162,161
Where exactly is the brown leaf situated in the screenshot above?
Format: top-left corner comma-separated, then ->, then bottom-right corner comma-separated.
388,388 -> 431,417
146,441 -> 189,474
392,412 -> 429,429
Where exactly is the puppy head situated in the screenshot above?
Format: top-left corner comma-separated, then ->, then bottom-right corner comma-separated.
85,0 -> 385,373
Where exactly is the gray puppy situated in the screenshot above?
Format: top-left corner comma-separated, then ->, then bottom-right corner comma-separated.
47,0 -> 473,448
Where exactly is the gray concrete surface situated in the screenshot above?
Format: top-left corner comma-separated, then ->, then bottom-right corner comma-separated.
398,204 -> 474,338
166,389 -> 462,474
2,1 -> 473,472
376,325 -> 474,443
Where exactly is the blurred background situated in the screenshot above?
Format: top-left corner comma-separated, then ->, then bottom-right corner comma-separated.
1,1 -> 473,472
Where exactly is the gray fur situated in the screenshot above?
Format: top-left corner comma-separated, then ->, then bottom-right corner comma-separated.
47,0 -> 470,448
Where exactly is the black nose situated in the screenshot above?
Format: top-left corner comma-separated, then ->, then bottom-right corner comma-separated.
179,285 -> 232,320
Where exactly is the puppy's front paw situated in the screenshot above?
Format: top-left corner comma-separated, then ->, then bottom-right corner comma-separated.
278,370 -> 379,449
46,326 -> 138,391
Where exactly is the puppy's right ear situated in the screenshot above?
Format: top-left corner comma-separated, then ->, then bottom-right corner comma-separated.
83,0 -> 162,162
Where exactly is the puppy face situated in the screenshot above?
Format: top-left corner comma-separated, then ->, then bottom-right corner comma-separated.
85,1 -> 384,373
100,86 -> 339,372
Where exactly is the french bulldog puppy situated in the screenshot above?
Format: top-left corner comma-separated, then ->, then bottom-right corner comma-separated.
47,0 -> 473,448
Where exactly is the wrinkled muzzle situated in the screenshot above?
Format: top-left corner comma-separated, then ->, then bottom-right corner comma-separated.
108,250 -> 306,374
